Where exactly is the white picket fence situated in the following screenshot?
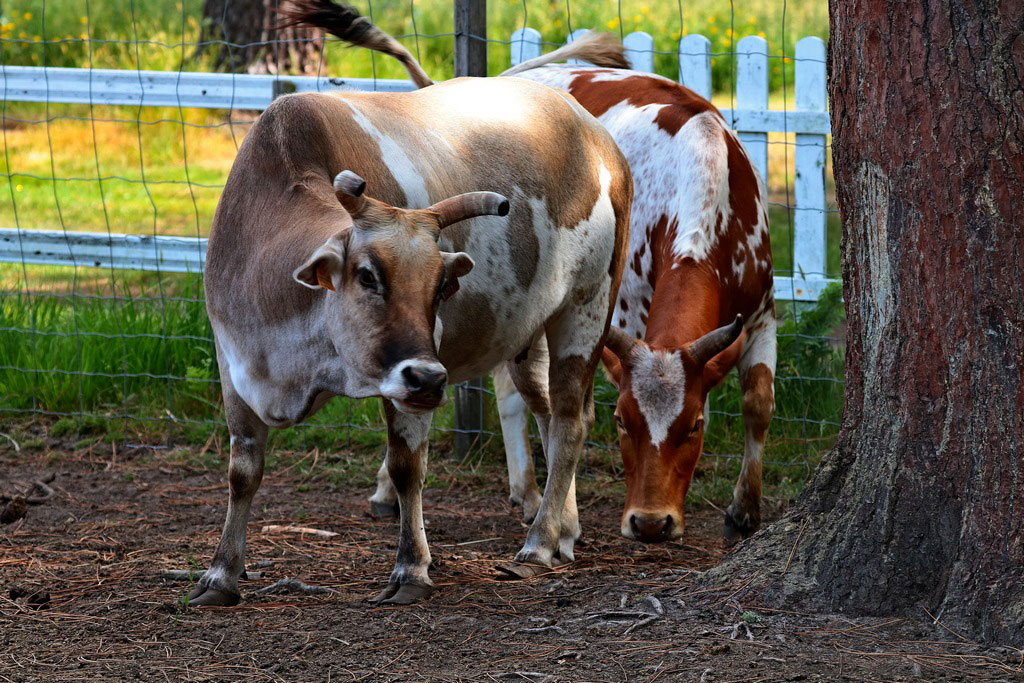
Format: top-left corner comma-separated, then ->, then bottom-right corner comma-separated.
0,31 -> 833,301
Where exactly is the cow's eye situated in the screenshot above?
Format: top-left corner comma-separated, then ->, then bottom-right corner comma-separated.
689,418 -> 704,435
357,268 -> 377,290
614,413 -> 625,430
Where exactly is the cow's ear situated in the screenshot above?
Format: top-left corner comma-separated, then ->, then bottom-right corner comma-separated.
293,232 -> 348,291
440,251 -> 474,300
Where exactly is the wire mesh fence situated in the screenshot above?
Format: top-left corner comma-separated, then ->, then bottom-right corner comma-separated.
0,0 -> 842,498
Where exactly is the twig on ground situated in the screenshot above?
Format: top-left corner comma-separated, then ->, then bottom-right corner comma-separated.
0,432 -> 20,452
25,479 -> 55,505
782,518 -> 808,575
256,578 -> 336,595
624,615 -> 660,635
261,525 -> 337,538
923,607 -> 969,642
516,625 -> 566,635
586,611 -> 652,621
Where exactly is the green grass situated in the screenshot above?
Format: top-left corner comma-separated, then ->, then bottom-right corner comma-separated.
0,269 -> 843,506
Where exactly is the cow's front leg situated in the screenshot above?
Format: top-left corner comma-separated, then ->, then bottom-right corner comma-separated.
725,315 -> 777,545
371,401 -> 434,605
189,386 -> 268,606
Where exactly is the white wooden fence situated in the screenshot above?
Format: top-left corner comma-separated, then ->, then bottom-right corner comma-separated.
0,31 -> 834,301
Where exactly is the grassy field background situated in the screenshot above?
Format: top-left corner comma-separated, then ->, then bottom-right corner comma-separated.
0,0 -> 841,507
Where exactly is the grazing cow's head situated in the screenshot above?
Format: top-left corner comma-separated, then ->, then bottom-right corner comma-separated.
293,171 -> 508,414
603,317 -> 744,542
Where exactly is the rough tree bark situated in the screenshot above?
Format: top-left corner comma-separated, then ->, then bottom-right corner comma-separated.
199,0 -> 324,75
708,0 -> 1024,644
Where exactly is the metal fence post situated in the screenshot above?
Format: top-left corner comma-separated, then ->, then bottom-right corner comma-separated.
454,0 -> 487,79
453,0 -> 487,457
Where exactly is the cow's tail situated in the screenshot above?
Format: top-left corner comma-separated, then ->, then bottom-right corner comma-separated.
278,0 -> 433,89
499,32 -> 630,77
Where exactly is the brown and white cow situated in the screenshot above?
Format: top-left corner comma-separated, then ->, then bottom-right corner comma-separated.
490,45 -> 777,545
192,1 -> 632,606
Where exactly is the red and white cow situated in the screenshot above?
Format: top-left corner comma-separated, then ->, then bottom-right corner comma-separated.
492,44 -> 777,545
191,1 -> 632,606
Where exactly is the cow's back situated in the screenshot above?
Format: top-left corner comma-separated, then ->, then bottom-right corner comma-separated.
511,66 -> 774,338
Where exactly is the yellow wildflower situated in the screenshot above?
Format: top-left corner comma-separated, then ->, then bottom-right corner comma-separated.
633,14 -> 642,23
707,15 -> 716,23
607,18 -> 619,30
23,12 -> 32,20
80,32 -> 88,40
709,26 -> 719,34
641,5 -> 650,14
758,31 -> 766,39
81,16 -> 89,24
553,19 -> 562,28
15,184 -> 22,192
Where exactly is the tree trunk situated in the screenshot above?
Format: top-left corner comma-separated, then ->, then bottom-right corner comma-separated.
199,0 -> 324,75
708,0 -> 1024,644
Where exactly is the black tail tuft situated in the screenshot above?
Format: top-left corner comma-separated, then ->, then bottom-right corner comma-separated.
277,0 -> 433,88
277,0 -> 371,45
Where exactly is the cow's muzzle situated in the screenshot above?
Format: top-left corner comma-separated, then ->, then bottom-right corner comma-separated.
621,510 -> 684,543
381,359 -> 449,414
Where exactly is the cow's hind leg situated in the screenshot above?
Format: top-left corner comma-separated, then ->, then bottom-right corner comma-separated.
724,312 -> 777,545
499,297 -> 600,579
371,401 -> 434,605
368,459 -> 399,519
494,360 -> 544,523
188,381 -> 268,607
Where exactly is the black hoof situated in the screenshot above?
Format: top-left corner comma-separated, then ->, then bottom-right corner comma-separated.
369,582 -> 432,605
495,561 -> 553,580
187,584 -> 240,607
369,500 -> 400,519
723,508 -> 760,547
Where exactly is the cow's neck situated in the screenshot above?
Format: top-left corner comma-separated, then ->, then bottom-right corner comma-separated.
642,256 -> 720,351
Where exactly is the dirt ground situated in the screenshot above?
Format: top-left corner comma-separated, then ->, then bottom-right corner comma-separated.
1,444 -> 1020,682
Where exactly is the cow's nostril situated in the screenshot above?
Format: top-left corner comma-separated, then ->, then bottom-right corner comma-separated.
402,365 -> 422,390
424,368 -> 447,389
630,513 -> 673,542
403,364 -> 447,394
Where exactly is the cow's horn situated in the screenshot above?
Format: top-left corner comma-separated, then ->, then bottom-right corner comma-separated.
334,170 -> 367,217
605,327 -> 640,361
429,192 -> 510,230
687,315 -> 744,366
